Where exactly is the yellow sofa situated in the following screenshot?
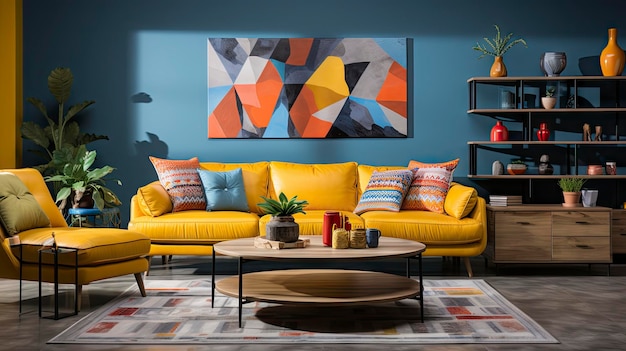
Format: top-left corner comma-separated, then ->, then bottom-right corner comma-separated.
129,161 -> 486,276
0,168 -> 151,305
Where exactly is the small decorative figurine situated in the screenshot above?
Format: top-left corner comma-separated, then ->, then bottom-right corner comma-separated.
595,125 -> 603,141
492,160 -> 504,175
583,123 -> 592,141
538,154 -> 554,175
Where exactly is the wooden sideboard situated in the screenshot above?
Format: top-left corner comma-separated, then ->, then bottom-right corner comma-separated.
485,204 -> 612,264
611,209 -> 626,255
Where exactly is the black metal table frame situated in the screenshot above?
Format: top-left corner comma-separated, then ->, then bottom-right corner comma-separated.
38,247 -> 79,320
211,250 -> 423,328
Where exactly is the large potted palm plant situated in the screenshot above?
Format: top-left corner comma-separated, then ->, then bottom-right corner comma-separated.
21,67 -> 108,176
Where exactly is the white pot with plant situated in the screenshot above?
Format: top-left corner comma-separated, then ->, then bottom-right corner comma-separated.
472,24 -> 528,77
558,177 -> 587,207
542,87 -> 557,109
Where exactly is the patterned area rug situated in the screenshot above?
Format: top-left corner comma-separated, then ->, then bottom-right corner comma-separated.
49,279 -> 558,344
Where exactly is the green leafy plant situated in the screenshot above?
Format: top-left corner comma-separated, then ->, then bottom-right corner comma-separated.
511,159 -> 527,164
44,145 -> 122,211
21,67 -> 108,175
258,192 -> 309,217
545,87 -> 556,97
473,24 -> 527,58
558,177 -> 587,192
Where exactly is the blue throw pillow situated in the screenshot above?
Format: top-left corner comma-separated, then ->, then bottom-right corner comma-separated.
197,168 -> 249,212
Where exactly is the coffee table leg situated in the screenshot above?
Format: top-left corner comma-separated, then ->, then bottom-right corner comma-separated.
238,256 -> 243,328
211,249 -> 215,308
418,253 -> 423,322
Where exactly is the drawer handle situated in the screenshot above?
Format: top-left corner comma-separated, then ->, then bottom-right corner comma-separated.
621,233 -> 626,236
516,221 -> 531,225
575,221 -> 590,225
576,244 -> 593,249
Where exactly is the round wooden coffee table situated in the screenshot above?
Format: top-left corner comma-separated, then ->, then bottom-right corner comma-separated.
211,235 -> 426,327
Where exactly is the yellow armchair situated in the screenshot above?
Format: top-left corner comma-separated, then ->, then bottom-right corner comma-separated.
0,169 -> 151,307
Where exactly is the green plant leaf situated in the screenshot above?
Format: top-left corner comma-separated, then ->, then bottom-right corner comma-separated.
48,67 -> 73,104
65,100 -> 95,121
21,122 -> 50,149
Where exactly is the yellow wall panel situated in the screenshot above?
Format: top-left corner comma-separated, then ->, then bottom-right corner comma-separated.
0,0 -> 22,168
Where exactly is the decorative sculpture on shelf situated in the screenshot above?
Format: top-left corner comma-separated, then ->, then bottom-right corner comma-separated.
595,125 -> 603,141
583,123 -> 592,141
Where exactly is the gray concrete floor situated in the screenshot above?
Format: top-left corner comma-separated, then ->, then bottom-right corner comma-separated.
1,255 -> 626,351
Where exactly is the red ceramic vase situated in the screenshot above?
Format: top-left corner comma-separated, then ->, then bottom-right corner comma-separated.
537,122 -> 550,141
490,121 -> 509,141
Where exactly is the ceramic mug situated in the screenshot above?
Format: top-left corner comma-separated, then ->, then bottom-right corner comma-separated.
366,228 -> 381,248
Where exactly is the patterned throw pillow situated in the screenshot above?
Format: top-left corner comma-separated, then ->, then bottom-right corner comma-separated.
353,169 -> 413,215
149,156 -> 206,212
407,158 -> 459,172
402,167 -> 453,213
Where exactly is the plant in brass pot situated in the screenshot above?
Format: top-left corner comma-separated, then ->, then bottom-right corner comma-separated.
258,192 -> 309,243
558,177 -> 587,207
472,24 -> 527,77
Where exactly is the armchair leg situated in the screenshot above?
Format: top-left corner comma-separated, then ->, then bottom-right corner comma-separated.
463,257 -> 474,277
77,285 -> 82,311
134,273 -> 147,297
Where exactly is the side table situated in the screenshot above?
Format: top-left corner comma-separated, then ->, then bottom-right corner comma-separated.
68,207 -> 121,228
38,247 -> 79,320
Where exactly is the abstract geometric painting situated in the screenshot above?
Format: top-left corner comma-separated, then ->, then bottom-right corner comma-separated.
207,38 -> 407,138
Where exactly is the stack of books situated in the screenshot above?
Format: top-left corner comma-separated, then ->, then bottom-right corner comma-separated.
489,195 -> 523,206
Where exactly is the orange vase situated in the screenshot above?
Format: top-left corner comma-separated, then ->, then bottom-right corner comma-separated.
490,56 -> 507,77
600,28 -> 625,76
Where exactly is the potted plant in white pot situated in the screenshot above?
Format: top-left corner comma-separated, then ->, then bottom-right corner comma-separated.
558,177 -> 586,207
472,24 -> 528,77
44,145 -> 122,211
541,87 -> 557,109
258,192 -> 309,243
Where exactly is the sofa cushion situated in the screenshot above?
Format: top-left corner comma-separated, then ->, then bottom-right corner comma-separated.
200,162 -> 269,214
444,182 -> 478,219
269,161 -> 358,211
359,210 -> 483,245
0,172 -> 50,236
136,181 -> 173,217
13,227 -> 150,266
198,168 -> 249,212
354,169 -> 413,214
357,165 -> 407,197
401,167 -> 453,213
129,210 -> 260,244
149,156 -> 206,212
407,158 -> 459,172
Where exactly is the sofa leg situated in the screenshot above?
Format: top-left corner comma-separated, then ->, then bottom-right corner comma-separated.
463,257 -> 474,277
77,285 -> 82,311
134,273 -> 147,297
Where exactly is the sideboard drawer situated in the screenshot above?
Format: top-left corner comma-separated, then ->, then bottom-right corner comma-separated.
612,210 -> 626,254
552,236 -> 611,261
552,211 -> 610,237
493,212 -> 551,261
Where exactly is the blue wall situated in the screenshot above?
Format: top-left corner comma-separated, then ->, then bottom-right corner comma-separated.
22,0 -> 626,224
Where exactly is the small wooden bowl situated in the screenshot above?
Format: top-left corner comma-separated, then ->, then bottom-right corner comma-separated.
587,165 -> 604,175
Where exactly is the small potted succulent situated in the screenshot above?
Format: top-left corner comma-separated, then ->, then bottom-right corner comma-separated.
507,159 -> 528,175
541,87 -> 557,109
258,192 -> 309,243
558,177 -> 587,207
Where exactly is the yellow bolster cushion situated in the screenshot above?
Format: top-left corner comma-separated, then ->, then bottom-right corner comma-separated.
137,181 -> 173,217
444,182 -> 478,219
269,161 -> 358,211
